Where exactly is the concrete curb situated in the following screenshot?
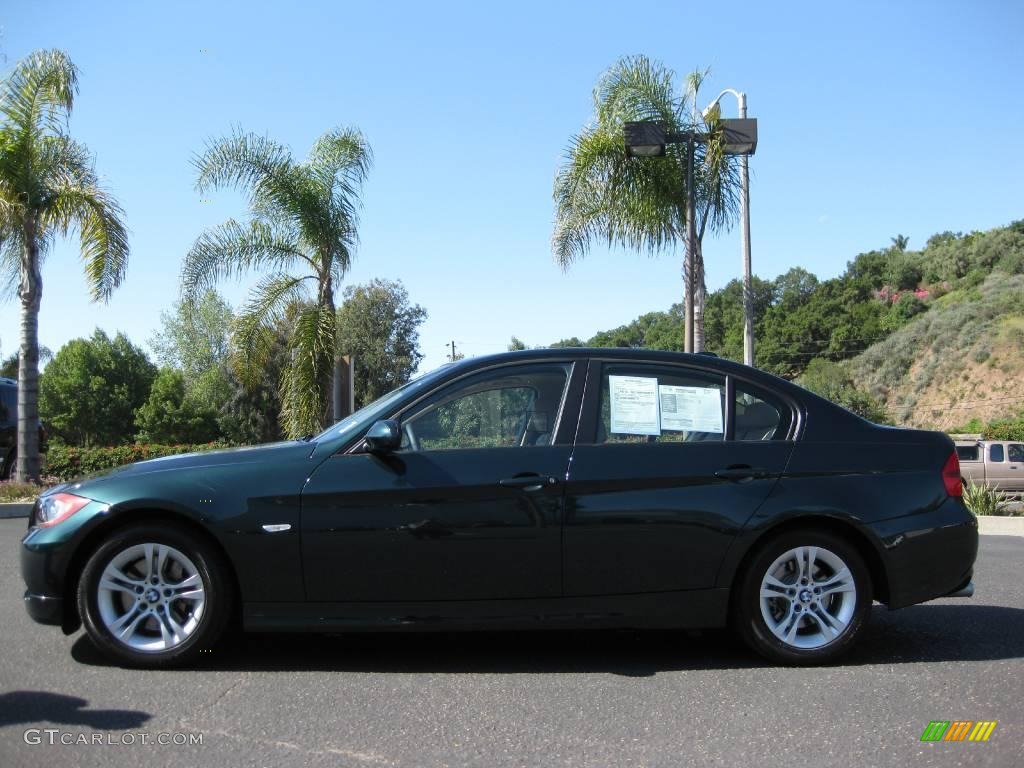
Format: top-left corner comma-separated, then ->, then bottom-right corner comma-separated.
977,515 -> 1024,537
0,503 -> 33,519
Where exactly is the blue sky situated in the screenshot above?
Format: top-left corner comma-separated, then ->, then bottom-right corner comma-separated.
3,0 -> 1023,373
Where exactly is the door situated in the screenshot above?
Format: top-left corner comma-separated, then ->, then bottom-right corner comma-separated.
563,361 -> 795,596
1003,443 -> 1024,491
301,361 -> 582,602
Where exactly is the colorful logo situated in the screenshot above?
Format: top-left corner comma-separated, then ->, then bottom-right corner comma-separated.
920,721 -> 997,742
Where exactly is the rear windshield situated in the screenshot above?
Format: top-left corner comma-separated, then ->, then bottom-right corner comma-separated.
956,445 -> 980,462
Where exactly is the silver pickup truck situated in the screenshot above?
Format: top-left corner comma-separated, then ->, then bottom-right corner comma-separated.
955,440 -> 1024,499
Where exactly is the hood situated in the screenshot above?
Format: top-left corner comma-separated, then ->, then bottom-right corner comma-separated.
52,440 -> 316,495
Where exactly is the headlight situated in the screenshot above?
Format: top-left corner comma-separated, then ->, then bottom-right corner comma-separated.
36,493 -> 91,528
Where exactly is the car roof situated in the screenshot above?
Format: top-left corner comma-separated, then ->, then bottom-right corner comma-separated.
447,347 -> 798,390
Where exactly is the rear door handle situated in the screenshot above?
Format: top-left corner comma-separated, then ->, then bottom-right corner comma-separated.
499,475 -> 558,492
715,466 -> 770,482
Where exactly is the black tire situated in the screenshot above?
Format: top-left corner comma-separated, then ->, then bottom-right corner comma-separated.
76,522 -> 233,668
733,529 -> 872,666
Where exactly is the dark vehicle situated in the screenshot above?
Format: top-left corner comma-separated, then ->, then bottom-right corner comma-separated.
0,377 -> 48,480
21,350 -> 977,668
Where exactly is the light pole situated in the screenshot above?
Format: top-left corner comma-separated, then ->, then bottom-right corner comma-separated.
624,114 -> 757,356
703,89 -> 756,367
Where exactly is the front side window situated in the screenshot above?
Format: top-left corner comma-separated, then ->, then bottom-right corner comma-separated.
400,364 -> 570,451
990,444 -> 1005,462
597,365 -> 725,444
1008,444 -> 1024,463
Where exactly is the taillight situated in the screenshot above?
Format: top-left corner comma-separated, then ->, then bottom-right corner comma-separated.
942,451 -> 962,497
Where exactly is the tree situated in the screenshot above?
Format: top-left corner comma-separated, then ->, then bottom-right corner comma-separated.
39,330 -> 156,446
795,358 -> 886,423
216,315 -> 290,445
890,234 -> 909,252
149,290 -> 233,379
507,336 -> 528,351
0,50 -> 129,480
549,337 -> 585,348
135,369 -> 219,444
0,346 -> 51,379
552,55 -> 740,353
335,279 -> 427,408
181,126 -> 371,438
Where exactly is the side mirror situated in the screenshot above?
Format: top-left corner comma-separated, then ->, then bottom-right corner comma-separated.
363,419 -> 401,454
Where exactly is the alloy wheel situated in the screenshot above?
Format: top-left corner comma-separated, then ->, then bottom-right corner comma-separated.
96,542 -> 206,653
758,545 -> 857,650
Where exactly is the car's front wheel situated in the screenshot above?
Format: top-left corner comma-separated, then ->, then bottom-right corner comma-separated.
734,530 -> 872,665
77,522 -> 232,668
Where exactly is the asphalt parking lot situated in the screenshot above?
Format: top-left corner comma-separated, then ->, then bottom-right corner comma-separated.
1,518 -> 1021,768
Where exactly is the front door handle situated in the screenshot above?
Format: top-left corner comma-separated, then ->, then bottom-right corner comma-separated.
714,465 -> 770,482
499,475 -> 557,492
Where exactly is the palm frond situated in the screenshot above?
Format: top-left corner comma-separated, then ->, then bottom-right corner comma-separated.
230,273 -> 312,387
307,126 -> 372,218
0,49 -> 78,143
193,129 -> 293,196
39,138 -> 129,302
180,219 -> 314,301
553,125 -> 682,268
279,302 -> 336,437
594,55 -> 681,128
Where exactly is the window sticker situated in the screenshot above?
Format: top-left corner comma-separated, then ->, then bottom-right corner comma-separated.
659,385 -> 723,433
609,375 -> 660,435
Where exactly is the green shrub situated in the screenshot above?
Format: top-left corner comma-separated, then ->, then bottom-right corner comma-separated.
0,481 -> 47,502
44,442 -> 235,481
984,418 -> 1024,442
962,481 -> 1014,516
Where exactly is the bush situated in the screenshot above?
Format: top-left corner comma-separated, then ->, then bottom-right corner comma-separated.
962,481 -> 1014,516
0,481 -> 50,502
135,369 -> 220,444
44,442 -> 235,481
984,418 -> 1024,442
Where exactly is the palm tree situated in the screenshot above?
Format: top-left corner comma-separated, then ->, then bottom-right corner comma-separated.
891,234 -> 909,252
553,55 -> 739,352
0,50 -> 129,482
181,127 -> 371,438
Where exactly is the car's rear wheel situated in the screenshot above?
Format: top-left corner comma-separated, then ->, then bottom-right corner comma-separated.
77,522 -> 232,668
734,530 -> 872,665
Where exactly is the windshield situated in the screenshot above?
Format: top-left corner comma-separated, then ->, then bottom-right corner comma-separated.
310,364 -> 454,443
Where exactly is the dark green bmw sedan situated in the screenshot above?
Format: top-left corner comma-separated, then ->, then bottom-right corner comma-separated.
22,349 -> 978,668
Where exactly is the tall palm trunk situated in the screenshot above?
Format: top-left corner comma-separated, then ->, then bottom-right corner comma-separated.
693,243 -> 706,353
17,219 -> 42,483
318,274 -> 337,425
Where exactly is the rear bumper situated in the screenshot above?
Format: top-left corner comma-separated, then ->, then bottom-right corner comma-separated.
875,498 -> 979,609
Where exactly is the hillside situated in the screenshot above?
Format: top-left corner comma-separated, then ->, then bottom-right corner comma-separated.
545,219 -> 1024,430
848,273 -> 1024,429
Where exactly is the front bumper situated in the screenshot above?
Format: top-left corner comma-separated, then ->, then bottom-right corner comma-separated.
20,498 -> 110,632
23,591 -> 63,625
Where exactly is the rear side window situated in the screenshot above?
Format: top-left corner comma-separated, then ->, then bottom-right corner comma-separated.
956,445 -> 980,462
1009,444 -> 1024,463
734,383 -> 787,441
990,444 -> 1005,462
597,365 -> 725,444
